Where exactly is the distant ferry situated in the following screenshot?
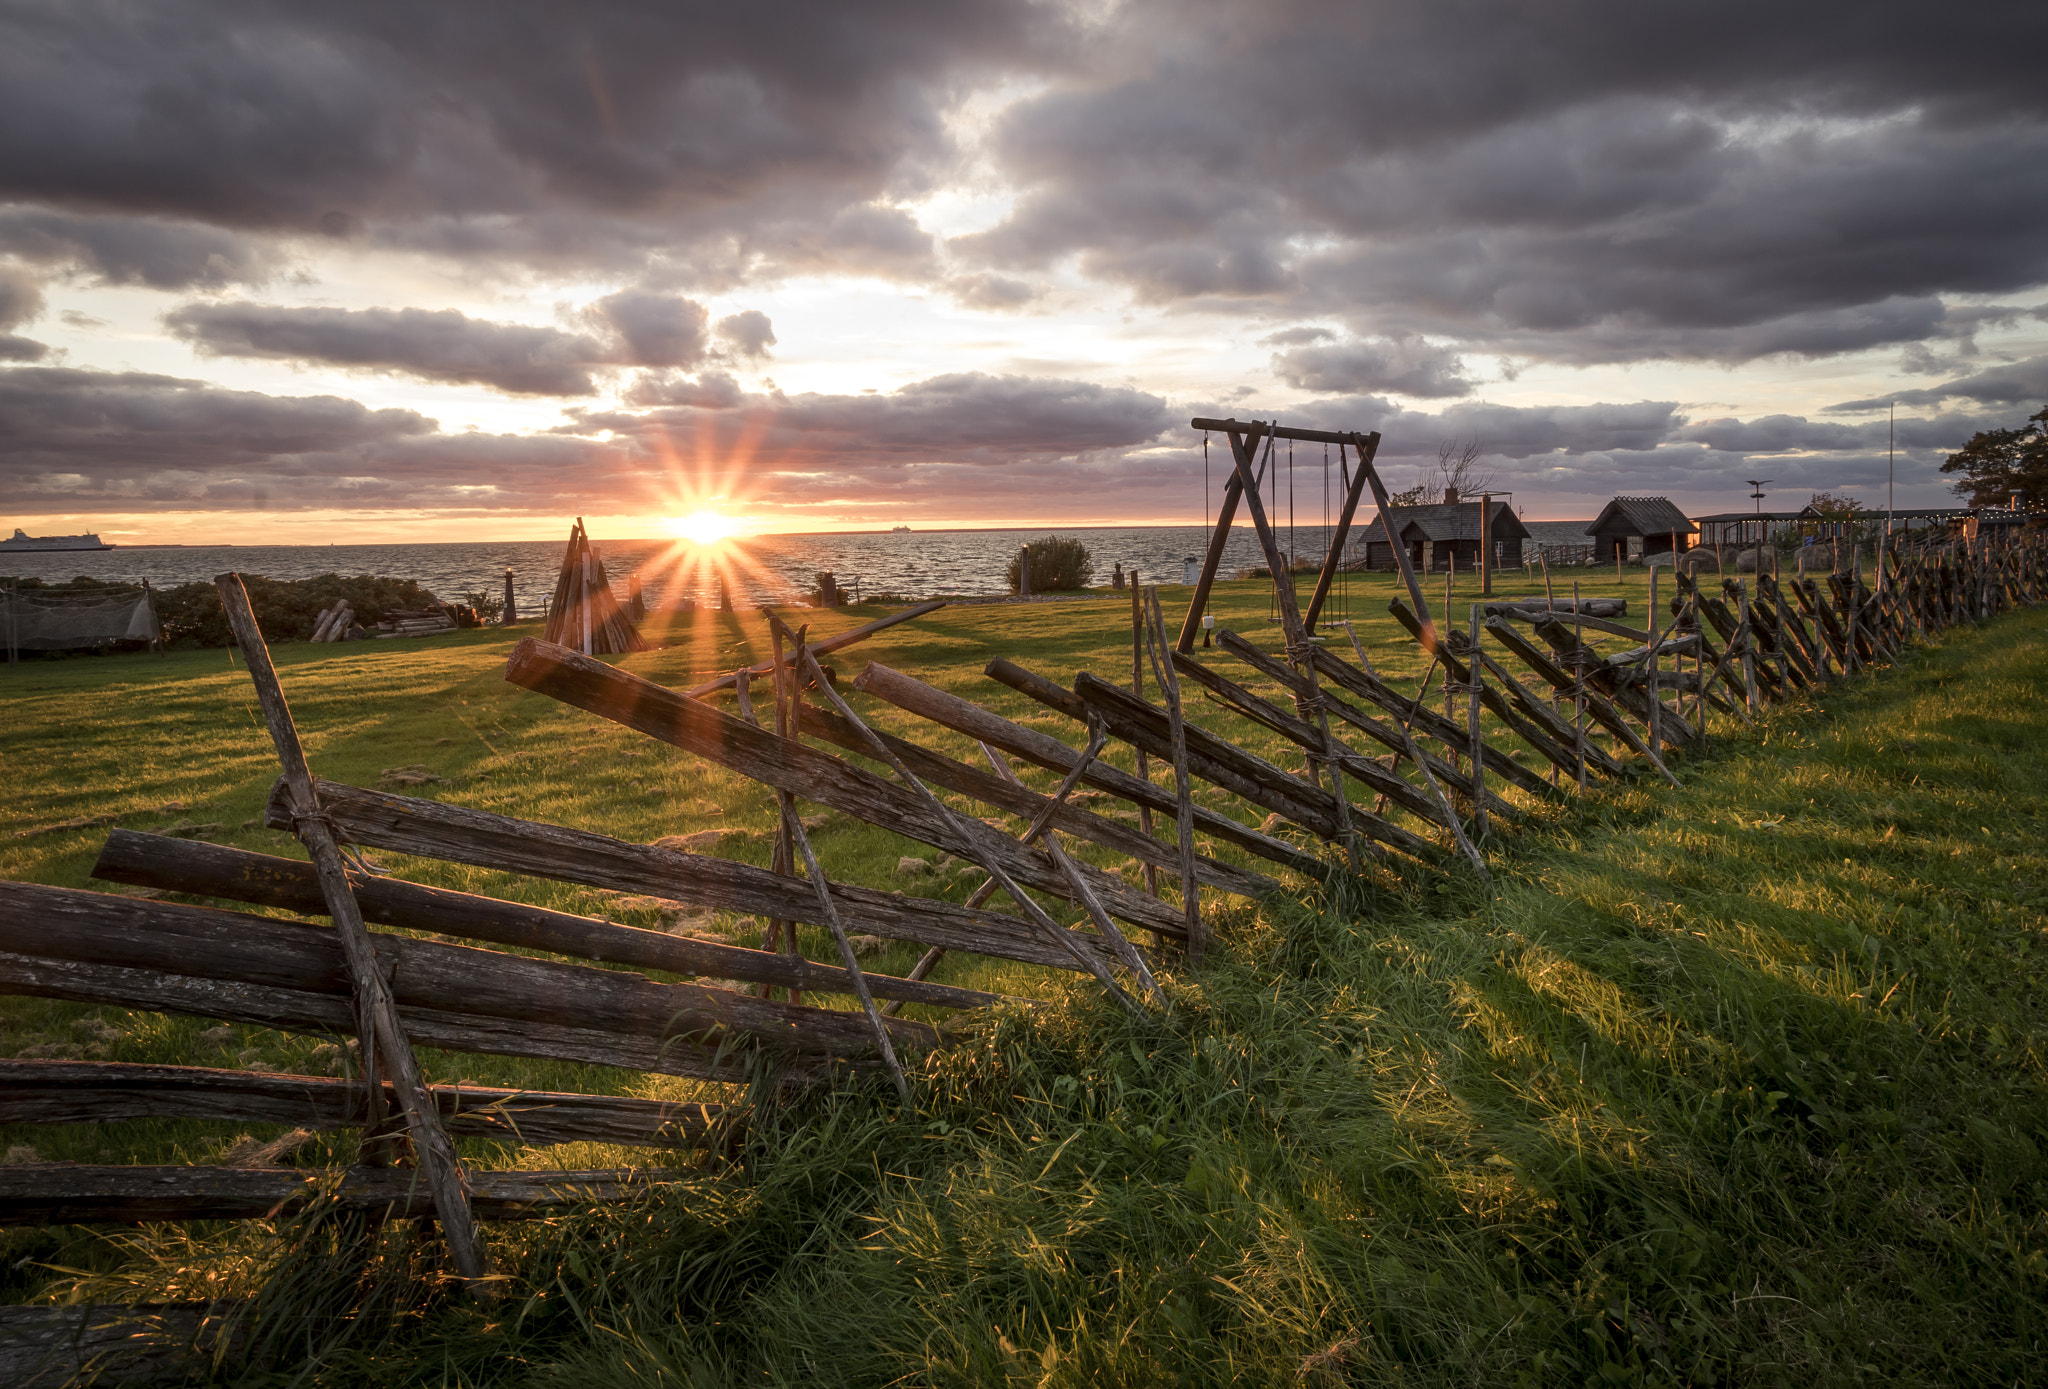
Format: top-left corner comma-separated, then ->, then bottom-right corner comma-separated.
890,525 -> 913,533
1,528 -> 114,552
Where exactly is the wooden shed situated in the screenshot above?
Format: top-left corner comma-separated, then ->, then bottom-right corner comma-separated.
1353,491 -> 1529,572
1585,497 -> 1698,563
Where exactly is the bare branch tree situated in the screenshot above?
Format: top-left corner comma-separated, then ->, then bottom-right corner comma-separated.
1391,437 -> 1495,506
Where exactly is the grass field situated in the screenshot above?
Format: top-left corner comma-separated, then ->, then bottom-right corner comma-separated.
2,569 -> 2044,1385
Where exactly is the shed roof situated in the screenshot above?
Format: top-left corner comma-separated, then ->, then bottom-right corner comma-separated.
1356,499 -> 1530,545
1585,496 -> 1697,537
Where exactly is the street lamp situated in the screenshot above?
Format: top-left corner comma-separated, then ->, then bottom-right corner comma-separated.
1745,479 -> 1773,571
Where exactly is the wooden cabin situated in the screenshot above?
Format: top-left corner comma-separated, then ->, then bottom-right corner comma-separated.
1354,490 -> 1529,572
1585,496 -> 1697,563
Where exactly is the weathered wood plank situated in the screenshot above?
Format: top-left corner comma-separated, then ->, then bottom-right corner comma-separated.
268,778 -> 1127,970
92,829 -> 1001,1012
0,1165 -> 676,1226
0,1061 -> 725,1149
792,702 -> 1273,899
852,662 -> 1321,876
0,879 -> 937,1056
503,638 -> 1186,939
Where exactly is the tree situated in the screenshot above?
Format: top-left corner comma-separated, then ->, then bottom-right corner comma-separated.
1005,535 -> 1094,593
1804,491 -> 1864,518
1391,437 -> 1494,506
1941,406 -> 2048,508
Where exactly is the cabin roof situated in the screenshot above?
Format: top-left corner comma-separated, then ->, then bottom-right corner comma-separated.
1585,496 -> 1697,537
1356,500 -> 1530,545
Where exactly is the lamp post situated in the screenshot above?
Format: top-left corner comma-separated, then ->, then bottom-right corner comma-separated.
1745,479 -> 1773,573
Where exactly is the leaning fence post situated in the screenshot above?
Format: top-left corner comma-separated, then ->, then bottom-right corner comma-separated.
1467,603 -> 1487,842
212,573 -> 489,1285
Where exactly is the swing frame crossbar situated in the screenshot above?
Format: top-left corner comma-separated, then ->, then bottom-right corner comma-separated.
1179,418 -> 1431,655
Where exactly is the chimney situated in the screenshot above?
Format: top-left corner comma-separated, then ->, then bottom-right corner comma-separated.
1443,486 -> 1459,506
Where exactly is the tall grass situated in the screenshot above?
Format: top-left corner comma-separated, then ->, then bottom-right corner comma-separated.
4,587 -> 2045,1384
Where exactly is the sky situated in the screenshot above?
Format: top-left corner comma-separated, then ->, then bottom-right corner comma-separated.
3,0 -> 2046,545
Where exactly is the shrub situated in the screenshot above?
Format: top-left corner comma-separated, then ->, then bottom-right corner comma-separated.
461,588 -> 505,624
1005,535 -> 1094,593
153,573 -> 446,648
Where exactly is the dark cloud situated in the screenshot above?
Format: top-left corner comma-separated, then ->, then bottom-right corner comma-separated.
0,264 -> 43,330
587,289 -> 709,369
1272,338 -> 1474,398
1828,354 -> 2048,411
164,302 -> 613,395
584,371 -> 1173,464
161,290 -> 753,395
0,1 -> 1060,285
0,335 -> 46,361
0,208 -> 285,289
957,0 -> 2048,366
714,309 -> 776,358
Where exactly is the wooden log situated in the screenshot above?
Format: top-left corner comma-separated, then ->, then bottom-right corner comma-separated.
1327,614 -> 1588,791
682,600 -> 947,697
1140,585 -> 1213,953
1481,618 -> 1655,774
0,1165 -> 677,1227
986,659 -> 1336,840
1214,631 -> 1533,809
0,1302 -> 237,1388
1056,667 -> 1441,862
0,948 -> 802,1085
1528,617 -> 1683,782
0,1060 -> 725,1150
505,638 -> 1185,940
212,572 -> 486,1284
792,701 -> 1273,899
270,777 -> 1127,972
0,880 -> 936,1058
1487,607 -> 1647,641
852,662 -> 1321,876
91,829 -> 1001,1013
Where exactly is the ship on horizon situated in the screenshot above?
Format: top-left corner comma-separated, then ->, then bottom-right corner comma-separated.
1,528 -> 115,552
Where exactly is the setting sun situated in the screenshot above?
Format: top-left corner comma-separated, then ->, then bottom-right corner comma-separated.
669,510 -> 742,545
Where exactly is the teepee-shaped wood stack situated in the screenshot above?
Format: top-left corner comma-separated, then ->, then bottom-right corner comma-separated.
544,518 -> 648,655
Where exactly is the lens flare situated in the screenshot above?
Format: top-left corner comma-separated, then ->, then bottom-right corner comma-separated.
670,509 -> 740,546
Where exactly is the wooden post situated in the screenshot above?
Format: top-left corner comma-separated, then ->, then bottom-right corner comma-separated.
212,574 -> 488,1284
1479,494 -> 1493,599
1143,586 -> 1207,956
1467,604 -> 1487,842
1572,581 -> 1588,793
502,568 -> 515,625
1131,582 -> 1161,898
1737,581 -> 1759,710
1646,566 -> 1662,756
627,573 -> 645,622
1017,546 -> 1031,598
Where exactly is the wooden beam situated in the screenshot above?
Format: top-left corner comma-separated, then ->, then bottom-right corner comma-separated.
852,662 -> 1322,877
1175,466 -> 1246,653
213,572 -> 486,1283
0,880 -> 937,1059
269,779 -> 1126,972
504,637 -> 1185,940
0,1061 -> 726,1150
1302,433 -> 1380,631
791,702 -> 1274,899
0,1165 -> 677,1227
92,829 -> 1001,1012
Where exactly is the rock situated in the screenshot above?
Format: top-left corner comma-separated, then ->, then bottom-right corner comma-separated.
800,812 -> 834,831
2,1145 -> 43,1166
897,855 -> 933,877
198,1025 -> 235,1047
846,934 -> 885,956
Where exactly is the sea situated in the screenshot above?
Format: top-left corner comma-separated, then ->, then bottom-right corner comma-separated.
2,521 -> 1596,612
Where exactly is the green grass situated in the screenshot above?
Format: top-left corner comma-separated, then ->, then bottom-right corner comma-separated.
2,573 -> 2045,1384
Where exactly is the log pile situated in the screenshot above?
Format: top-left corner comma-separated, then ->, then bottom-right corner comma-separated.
543,517 -> 646,655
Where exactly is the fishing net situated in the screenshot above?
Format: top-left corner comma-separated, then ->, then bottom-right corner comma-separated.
2,584 -> 160,654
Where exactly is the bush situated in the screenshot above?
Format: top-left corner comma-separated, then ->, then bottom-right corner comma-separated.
461,589 -> 505,624
1005,535 -> 1094,593
152,573 -> 447,648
